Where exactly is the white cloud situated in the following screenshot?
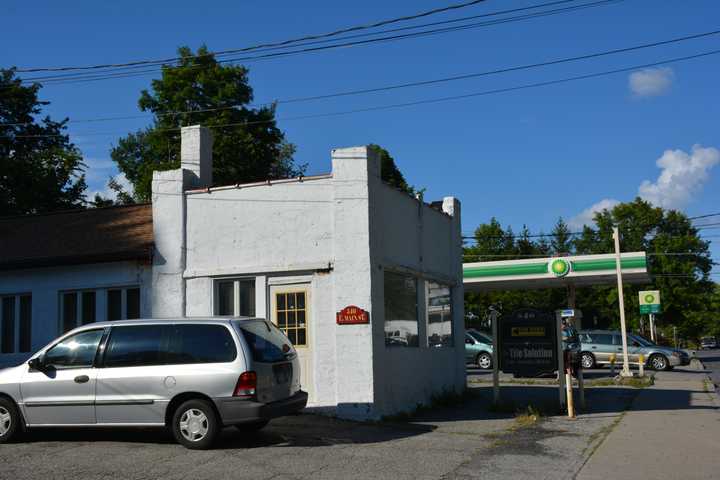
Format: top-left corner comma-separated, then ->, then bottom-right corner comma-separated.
628,67 -> 674,97
571,144 -> 719,227
569,198 -> 620,229
638,145 -> 719,209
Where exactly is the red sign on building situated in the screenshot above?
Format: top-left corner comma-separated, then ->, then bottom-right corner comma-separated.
336,305 -> 369,325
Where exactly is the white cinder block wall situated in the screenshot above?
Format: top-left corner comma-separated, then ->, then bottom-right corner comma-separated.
151,126 -> 464,420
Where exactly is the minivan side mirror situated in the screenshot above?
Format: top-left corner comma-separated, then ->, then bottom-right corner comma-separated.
28,356 -> 44,371
632,341 -> 641,347
465,338 -> 474,345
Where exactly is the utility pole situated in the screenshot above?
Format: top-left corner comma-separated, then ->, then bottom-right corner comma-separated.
613,227 -> 632,377
490,306 -> 500,405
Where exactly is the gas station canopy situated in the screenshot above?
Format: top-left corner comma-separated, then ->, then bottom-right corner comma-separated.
463,252 -> 649,292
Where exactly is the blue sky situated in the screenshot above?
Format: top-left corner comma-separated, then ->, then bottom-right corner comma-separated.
2,0 -> 719,274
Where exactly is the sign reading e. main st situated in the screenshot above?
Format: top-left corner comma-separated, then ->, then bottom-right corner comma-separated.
639,290 -> 661,314
499,308 -> 558,378
336,305 -> 370,325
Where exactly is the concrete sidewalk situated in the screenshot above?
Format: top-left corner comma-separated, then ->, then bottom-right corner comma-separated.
577,370 -> 720,480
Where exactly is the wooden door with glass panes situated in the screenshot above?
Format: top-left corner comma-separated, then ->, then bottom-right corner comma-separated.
270,284 -> 313,402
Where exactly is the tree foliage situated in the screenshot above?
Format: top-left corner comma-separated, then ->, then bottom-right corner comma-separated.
368,144 -> 414,195
465,198 -> 716,342
111,46 -> 304,201
0,69 -> 86,215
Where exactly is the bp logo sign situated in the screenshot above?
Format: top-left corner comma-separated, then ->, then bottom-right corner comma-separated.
548,258 -> 571,277
639,290 -> 661,314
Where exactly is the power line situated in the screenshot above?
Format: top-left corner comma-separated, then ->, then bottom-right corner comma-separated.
6,26 -> 716,128
14,0 -> 494,73
14,0 -> 622,87
7,48 -> 720,139
689,212 -> 720,220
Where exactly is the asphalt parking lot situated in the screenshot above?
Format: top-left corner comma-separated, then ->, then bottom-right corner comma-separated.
0,366 -> 647,480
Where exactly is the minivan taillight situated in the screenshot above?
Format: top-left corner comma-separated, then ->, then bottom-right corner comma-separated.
234,371 -> 257,398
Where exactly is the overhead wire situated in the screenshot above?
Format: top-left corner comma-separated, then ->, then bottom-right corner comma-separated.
6,48 -> 720,139
15,0 -> 494,73
12,0 -> 624,86
5,26 -> 718,128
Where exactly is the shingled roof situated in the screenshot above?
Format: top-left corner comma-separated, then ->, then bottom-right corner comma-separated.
0,204 -> 153,271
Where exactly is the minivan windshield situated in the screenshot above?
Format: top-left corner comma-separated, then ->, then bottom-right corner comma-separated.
235,320 -> 292,363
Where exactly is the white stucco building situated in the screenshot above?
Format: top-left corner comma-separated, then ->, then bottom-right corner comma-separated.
0,125 -> 465,419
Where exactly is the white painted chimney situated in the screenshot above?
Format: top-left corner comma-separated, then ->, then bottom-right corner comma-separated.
181,125 -> 213,188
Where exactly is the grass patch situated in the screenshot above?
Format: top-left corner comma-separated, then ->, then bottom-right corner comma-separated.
587,375 -> 654,388
513,405 -> 542,429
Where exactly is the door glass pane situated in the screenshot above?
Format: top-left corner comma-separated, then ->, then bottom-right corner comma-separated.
82,291 -> 96,325
104,325 -> 165,367
45,329 -> 103,368
107,289 -> 122,321
217,281 -> 234,316
238,279 -> 256,317
126,288 -> 140,319
274,290 -> 307,347
19,295 -> 32,353
1,297 -> 15,353
62,292 -> 77,332
167,324 -> 237,364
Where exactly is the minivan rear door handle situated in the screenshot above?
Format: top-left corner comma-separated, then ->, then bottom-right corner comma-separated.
74,375 -> 90,384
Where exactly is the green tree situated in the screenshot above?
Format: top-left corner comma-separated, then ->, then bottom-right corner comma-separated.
111,46 -> 304,201
572,198 -> 713,340
368,144 -> 414,194
0,69 -> 86,215
551,217 -> 573,255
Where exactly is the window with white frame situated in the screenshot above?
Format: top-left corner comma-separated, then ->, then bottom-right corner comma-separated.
427,281 -> 453,348
0,294 -> 32,354
215,279 -> 256,317
60,286 -> 140,332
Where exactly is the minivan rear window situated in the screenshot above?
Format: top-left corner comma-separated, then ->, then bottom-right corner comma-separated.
235,320 -> 290,363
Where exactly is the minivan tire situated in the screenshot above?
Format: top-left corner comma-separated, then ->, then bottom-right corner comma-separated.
0,397 -> 21,444
171,399 -> 220,450
235,419 -> 269,432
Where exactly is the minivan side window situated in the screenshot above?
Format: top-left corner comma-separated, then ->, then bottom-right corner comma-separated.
103,324 -> 237,367
44,329 -> 104,369
166,324 -> 237,365
104,325 -> 165,368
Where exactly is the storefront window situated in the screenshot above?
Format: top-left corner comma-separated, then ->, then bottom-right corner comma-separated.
384,271 -> 418,347
427,282 -> 453,347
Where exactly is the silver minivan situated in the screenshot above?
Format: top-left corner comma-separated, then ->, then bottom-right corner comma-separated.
0,318 -> 307,449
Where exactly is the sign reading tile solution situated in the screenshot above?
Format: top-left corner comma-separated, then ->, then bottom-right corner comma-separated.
336,305 -> 370,325
639,290 -> 661,314
499,308 -> 557,377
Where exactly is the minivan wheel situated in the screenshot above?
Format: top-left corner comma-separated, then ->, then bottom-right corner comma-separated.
477,352 -> 493,370
581,352 -> 596,369
649,354 -> 669,371
235,419 -> 269,432
172,399 -> 220,450
0,398 -> 20,444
